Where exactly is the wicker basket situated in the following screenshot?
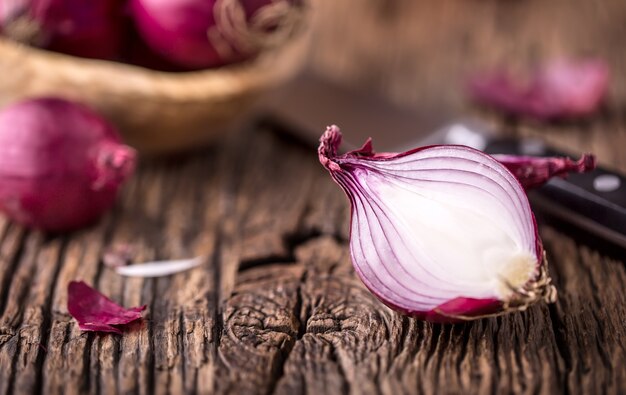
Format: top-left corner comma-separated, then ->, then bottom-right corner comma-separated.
0,27 -> 310,154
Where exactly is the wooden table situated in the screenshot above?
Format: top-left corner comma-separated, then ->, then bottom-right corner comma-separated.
1,1 -> 626,394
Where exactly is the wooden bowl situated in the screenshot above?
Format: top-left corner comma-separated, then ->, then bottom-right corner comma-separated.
0,28 -> 310,155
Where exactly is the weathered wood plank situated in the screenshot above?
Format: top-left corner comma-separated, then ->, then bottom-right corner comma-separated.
0,0 -> 625,394
0,224 -> 26,337
42,221 -> 111,395
0,129 -> 624,394
11,237 -> 65,394
273,237 -> 394,395
0,233 -> 45,395
541,227 -> 626,394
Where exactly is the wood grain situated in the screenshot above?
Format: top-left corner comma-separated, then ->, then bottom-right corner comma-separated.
1,0 -> 626,394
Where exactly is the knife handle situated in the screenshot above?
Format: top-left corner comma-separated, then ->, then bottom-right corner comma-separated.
483,139 -> 626,248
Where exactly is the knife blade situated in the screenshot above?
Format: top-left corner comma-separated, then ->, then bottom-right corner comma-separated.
258,71 -> 465,151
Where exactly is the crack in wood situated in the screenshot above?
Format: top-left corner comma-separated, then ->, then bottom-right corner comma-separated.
178,310 -> 187,394
146,290 -> 156,395
454,323 -> 472,380
547,304 -> 573,385
264,269 -> 308,395
32,238 -> 69,395
212,230 -> 224,367
491,317 -> 503,387
238,230 -> 324,273
327,344 -> 350,395
4,337 -> 19,395
0,229 -> 26,320
237,179 -> 353,269
0,220 -> 10,249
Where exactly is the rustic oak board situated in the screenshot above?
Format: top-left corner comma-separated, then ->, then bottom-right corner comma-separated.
1,0 -> 626,394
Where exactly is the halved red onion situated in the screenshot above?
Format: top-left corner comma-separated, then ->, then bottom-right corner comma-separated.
318,126 -> 566,322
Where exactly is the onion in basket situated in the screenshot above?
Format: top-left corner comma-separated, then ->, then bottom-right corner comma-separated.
130,0 -> 306,69
0,0 -> 122,60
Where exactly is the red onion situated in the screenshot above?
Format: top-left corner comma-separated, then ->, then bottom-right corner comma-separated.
469,59 -> 610,120
124,28 -> 184,72
0,0 -> 122,60
68,281 -> 146,334
0,98 -> 135,232
130,0 -> 305,69
319,126 -> 572,322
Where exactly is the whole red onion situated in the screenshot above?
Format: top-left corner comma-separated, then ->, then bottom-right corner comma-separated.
0,98 -> 136,232
0,0 -> 122,60
123,24 -> 185,72
130,0 -> 305,69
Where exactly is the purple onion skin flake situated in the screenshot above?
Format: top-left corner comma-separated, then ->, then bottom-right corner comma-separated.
495,154 -> 596,190
469,59 -> 610,120
68,281 -> 146,334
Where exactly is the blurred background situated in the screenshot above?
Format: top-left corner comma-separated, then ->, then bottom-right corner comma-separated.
0,3 -> 625,392
304,0 -> 625,167
2,0 -> 625,160
1,0 -> 625,181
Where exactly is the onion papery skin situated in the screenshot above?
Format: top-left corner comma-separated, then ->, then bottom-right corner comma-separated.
68,281 -> 146,334
319,125 -> 557,322
0,98 -> 136,232
130,0 -> 305,69
494,154 -> 596,190
469,59 -> 610,120
0,0 -> 123,60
